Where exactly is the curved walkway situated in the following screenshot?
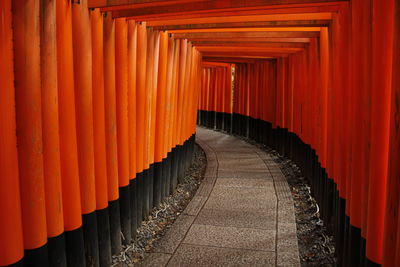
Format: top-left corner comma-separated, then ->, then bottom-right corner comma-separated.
137,127 -> 300,267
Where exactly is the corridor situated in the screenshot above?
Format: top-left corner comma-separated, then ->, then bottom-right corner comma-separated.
1,0 -> 400,266
138,127 -> 299,267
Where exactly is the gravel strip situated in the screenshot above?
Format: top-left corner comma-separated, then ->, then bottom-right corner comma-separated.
112,144 -> 206,266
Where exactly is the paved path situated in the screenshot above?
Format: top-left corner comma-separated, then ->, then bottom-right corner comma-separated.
138,127 -> 300,267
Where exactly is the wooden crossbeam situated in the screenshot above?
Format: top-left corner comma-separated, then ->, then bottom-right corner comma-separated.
106,2 -> 347,19
146,12 -> 332,26
151,20 -> 330,30
203,57 -> 270,63
186,37 -> 312,43
172,31 -> 320,39
193,42 -> 308,48
90,0 -> 347,10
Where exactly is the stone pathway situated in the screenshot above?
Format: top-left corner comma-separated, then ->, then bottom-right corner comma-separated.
136,127 -> 300,267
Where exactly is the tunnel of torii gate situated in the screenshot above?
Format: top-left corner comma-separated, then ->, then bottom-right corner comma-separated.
0,0 -> 399,266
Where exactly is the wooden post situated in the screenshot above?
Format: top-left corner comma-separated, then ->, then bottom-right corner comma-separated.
0,0 -> 24,265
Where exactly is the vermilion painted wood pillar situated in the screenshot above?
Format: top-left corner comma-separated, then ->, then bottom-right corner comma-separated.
13,0 -> 48,265
72,0 -> 97,218
115,17 -> 132,245
40,0 -> 64,237
0,1 -> 24,265
40,0 -> 67,265
127,19 -> 138,239
135,21 -> 147,225
136,22 -> 147,176
182,43 -> 192,137
373,0 -> 396,265
150,31 -> 160,168
56,0 -> 85,265
72,2 -> 100,264
127,21 -> 137,181
140,27 -> 154,216
171,39 -> 180,150
348,0 -> 370,229
164,37 -> 175,157
177,39 -> 188,144
91,9 -> 109,211
319,27 -> 329,170
155,31 -> 168,165
103,13 -> 121,255
390,1 -> 400,265
91,8 -> 112,267
276,58 -> 285,129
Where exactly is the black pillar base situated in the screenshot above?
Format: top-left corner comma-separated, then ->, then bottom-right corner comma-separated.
96,207 -> 112,267
119,185 -> 131,245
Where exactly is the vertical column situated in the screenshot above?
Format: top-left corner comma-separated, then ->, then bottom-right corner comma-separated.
56,0 -> 85,265
348,1 -> 372,265
127,20 -> 138,239
40,0 -> 66,265
389,0 -> 400,265
319,27 -> 329,170
170,39 -> 180,191
91,8 -> 112,267
372,0 -> 395,265
177,39 -> 188,149
0,1 -> 24,265
136,22 -> 147,223
149,31 -> 160,210
72,2 -> 99,265
154,31 -> 168,206
103,13 -> 121,255
142,29 -> 154,218
181,43 -> 193,171
115,18 -> 132,245
164,36 -> 176,196
13,1 -> 48,265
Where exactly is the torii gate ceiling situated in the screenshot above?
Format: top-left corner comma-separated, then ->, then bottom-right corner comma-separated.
87,0 -> 349,63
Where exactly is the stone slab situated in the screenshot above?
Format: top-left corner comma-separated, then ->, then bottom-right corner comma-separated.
195,208 -> 277,230
209,186 -> 277,201
218,170 -> 272,179
134,253 -> 171,267
167,244 -> 276,267
183,224 -> 276,251
153,215 -> 196,254
204,196 -> 277,212
183,196 -> 208,216
277,252 -> 301,267
215,178 -> 275,188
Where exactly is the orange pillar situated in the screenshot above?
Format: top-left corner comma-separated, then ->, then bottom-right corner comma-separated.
127,20 -> 138,237
136,22 -> 147,222
71,2 -> 100,265
0,0 -> 24,265
347,1 -> 372,265
183,43 -> 193,140
163,36 -> 175,196
90,8 -> 112,267
13,1 -> 48,265
142,28 -> 154,217
170,38 -> 180,190
103,13 -> 121,254
40,0 -> 67,265
390,1 -> 400,265
149,31 -> 160,209
154,31 -> 168,205
372,0 -> 395,265
319,27 -> 329,170
56,0 -> 85,265
177,39 -> 188,148
115,17 -> 132,245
